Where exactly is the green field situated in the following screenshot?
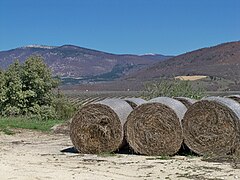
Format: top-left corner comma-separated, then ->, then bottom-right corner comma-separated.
0,117 -> 64,135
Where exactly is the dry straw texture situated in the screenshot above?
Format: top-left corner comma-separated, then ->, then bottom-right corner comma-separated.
125,97 -> 187,156
226,95 -> 240,104
174,75 -> 207,81
174,97 -> 197,109
70,99 -> 133,154
124,98 -> 147,109
183,97 -> 240,155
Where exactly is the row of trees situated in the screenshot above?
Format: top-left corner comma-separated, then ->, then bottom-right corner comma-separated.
0,56 -> 60,119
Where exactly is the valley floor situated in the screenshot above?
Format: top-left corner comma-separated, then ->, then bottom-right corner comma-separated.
0,130 -> 239,180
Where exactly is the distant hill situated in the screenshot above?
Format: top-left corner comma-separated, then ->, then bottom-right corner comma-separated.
126,41 -> 240,83
62,41 -> 240,91
0,45 -> 171,81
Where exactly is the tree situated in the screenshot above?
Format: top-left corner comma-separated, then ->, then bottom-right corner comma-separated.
1,56 -> 59,119
0,69 -> 6,110
3,60 -> 23,115
22,56 -> 59,110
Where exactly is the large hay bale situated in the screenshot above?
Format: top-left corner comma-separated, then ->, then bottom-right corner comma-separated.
182,97 -> 240,155
125,97 -> 187,156
124,98 -> 147,109
70,98 -> 133,154
174,97 -> 197,109
226,95 -> 240,104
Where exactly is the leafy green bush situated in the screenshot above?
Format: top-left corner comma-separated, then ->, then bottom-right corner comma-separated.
0,56 -> 60,120
1,106 -> 21,116
28,105 -> 57,121
53,96 -> 77,120
143,79 -> 205,100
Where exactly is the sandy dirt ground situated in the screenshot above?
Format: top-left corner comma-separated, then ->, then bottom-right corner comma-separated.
0,130 -> 240,180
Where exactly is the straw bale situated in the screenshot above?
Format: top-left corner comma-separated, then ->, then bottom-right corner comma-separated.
124,98 -> 147,109
226,95 -> 240,104
183,97 -> 240,155
174,97 -> 197,108
70,99 -> 133,154
125,97 -> 187,155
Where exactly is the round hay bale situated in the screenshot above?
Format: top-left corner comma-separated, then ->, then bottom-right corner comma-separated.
124,98 -> 147,109
226,95 -> 240,104
125,97 -> 187,156
174,97 -> 197,109
182,97 -> 240,155
70,98 -> 133,154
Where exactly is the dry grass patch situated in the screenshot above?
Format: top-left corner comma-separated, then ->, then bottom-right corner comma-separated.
175,75 -> 208,81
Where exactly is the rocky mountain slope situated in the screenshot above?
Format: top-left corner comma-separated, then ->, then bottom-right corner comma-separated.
0,45 -> 171,79
126,41 -> 240,82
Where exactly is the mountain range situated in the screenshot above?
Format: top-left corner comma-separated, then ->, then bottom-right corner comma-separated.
0,45 -> 171,81
61,41 -> 240,91
0,41 -> 239,91
126,41 -> 240,82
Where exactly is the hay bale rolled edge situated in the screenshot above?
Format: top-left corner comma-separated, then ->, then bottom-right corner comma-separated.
174,97 -> 197,109
124,98 -> 147,109
149,97 -> 188,120
70,98 -> 133,154
183,96 -> 240,155
226,95 -> 240,104
125,97 -> 187,156
96,99 -> 133,127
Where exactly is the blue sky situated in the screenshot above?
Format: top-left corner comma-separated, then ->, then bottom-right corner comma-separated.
0,0 -> 239,55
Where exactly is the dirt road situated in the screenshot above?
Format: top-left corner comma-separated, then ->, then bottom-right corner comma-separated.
0,130 -> 239,180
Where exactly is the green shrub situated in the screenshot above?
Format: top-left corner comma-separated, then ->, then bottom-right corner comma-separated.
28,105 -> 57,121
1,106 -> 21,116
53,96 -> 77,120
143,79 -> 205,100
0,56 -> 60,120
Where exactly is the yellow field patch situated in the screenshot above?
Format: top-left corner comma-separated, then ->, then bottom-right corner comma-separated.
175,75 -> 208,81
